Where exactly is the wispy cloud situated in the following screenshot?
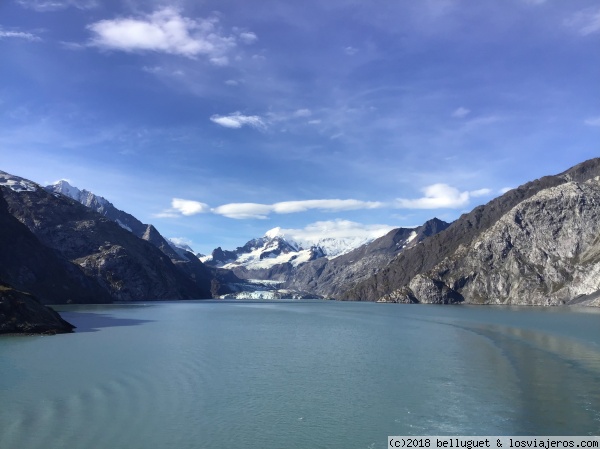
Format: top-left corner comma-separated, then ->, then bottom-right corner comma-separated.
584,116 -> 600,127
155,198 -> 211,218
214,199 -> 384,219
0,28 -> 41,42
16,0 -> 98,11
87,8 -> 251,63
396,184 -> 491,209
294,109 -> 312,117
451,107 -> 470,118
212,203 -> 274,219
565,7 -> 600,36
210,112 -> 266,129
157,186 -> 493,219
158,198 -> 385,219
470,188 -> 492,197
238,31 -> 258,44
273,199 -> 383,214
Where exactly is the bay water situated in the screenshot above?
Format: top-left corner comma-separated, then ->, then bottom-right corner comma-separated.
1,301 -> 599,449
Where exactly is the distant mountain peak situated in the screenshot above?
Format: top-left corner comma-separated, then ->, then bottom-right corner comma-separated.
203,223 -> 399,275
48,179 -> 109,210
265,227 -> 283,239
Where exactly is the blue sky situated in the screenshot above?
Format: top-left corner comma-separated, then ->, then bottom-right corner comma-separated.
1,0 -> 599,254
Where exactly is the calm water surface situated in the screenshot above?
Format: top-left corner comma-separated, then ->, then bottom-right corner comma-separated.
1,301 -> 600,449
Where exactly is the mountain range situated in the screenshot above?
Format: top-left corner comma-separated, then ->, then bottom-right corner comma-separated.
2,157 -> 600,334
200,219 -> 449,298
342,158 -> 600,306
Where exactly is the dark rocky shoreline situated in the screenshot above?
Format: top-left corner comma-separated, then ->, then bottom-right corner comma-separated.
0,283 -> 75,335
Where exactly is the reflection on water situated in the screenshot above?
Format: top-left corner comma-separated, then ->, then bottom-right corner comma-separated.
447,321 -> 600,435
0,302 -> 599,449
59,311 -> 155,333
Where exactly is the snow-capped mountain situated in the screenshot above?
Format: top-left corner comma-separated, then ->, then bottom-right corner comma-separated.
45,180 -> 194,263
168,239 -> 202,258
0,171 -> 38,192
46,180 -> 142,234
201,224 -> 393,274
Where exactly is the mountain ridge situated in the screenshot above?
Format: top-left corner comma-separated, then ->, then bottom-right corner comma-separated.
341,158 -> 600,305
1,171 -> 212,302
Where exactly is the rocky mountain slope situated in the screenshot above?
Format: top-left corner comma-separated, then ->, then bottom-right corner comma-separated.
1,170 -> 212,302
0,182 -> 111,305
201,219 -> 449,299
46,180 -> 187,262
46,179 -> 221,298
0,283 -> 75,334
341,158 -> 600,305
286,218 -> 450,298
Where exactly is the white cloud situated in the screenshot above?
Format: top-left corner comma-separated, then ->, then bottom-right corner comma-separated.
499,187 -> 513,194
212,203 -> 273,219
396,184 -> 472,209
87,8 -> 239,62
212,199 -> 383,219
294,109 -> 312,118
60,41 -> 86,50
470,188 -> 492,197
584,116 -> 600,127
171,198 -> 210,216
565,7 -> 600,36
239,31 -> 258,44
168,236 -> 194,247
225,79 -> 239,86
272,199 -> 382,214
344,46 -> 359,55
161,187 -> 492,219
153,211 -> 180,218
161,197 -> 385,219
210,112 -> 265,129
452,107 -> 470,118
209,56 -> 229,66
0,28 -> 41,42
17,0 -> 97,11
142,65 -> 163,74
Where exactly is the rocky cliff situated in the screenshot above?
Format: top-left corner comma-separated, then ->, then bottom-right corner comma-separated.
0,283 -> 75,334
286,218 -> 450,298
1,171 -> 212,301
342,158 -> 600,305
0,188 -> 111,304
46,180 -> 214,296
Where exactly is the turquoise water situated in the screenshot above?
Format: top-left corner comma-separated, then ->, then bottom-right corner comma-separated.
1,301 -> 600,449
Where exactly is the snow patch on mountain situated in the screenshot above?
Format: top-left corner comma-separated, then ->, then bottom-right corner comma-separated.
116,219 -> 132,232
0,172 -> 38,192
263,220 -> 395,258
228,246 -> 314,270
168,238 -> 199,257
203,220 -> 396,272
50,180 -> 109,209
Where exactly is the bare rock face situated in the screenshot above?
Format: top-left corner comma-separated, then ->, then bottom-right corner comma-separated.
45,182 -> 214,297
1,172 -> 211,302
0,284 -> 75,334
345,158 -> 600,305
287,218 -> 450,299
0,188 -> 111,305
